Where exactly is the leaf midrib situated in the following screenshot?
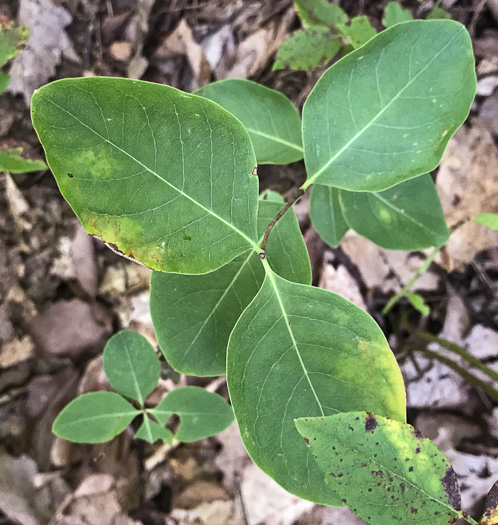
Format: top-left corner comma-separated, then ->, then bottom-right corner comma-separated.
245,127 -> 304,153
38,93 -> 260,252
304,28 -> 461,188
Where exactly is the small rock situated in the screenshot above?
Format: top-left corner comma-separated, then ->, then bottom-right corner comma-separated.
109,41 -> 132,63
174,480 -> 230,510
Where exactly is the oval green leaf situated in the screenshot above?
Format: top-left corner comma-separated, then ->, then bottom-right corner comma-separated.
135,415 -> 174,444
473,213 -> 498,231
31,77 -> 259,274
382,2 -> 413,28
339,174 -> 449,250
150,386 -> 234,442
52,391 -> 140,443
0,147 -> 47,173
196,79 -> 303,165
302,20 -> 476,192
295,412 -> 464,525
227,266 -> 406,505
103,330 -> 160,405
310,184 -> 349,247
151,195 -> 311,376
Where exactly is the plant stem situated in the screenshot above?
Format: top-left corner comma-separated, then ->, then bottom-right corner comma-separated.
259,188 -> 305,259
382,246 -> 440,315
415,347 -> 498,402
417,331 -> 498,384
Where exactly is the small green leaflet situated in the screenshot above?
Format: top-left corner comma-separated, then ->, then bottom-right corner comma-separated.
302,20 -> 476,192
150,386 -> 234,442
0,147 -> 47,173
339,174 -> 450,250
136,416 -> 174,444
309,184 -> 349,247
337,16 -> 377,49
408,292 -> 430,316
273,27 -> 341,72
382,2 -> 413,28
103,330 -> 160,405
293,0 -> 347,27
52,392 -> 140,443
150,194 -> 311,376
0,21 -> 29,67
295,412 -> 464,525
227,265 -> 406,505
196,79 -> 303,165
31,77 -> 259,274
474,213 -> 498,231
426,6 -> 452,20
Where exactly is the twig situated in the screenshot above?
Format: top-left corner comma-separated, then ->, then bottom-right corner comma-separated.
259,188 -> 305,259
235,471 -> 250,525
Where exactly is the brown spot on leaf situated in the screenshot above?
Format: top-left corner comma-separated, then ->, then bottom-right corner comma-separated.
303,437 -> 309,445
371,470 -> 383,476
365,413 -> 378,433
415,447 -> 421,454
410,507 -> 418,514
400,483 -> 405,493
441,467 -> 461,511
67,173 -> 74,178
481,480 -> 498,525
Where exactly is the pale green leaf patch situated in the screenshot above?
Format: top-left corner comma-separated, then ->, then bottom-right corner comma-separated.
337,16 -> 377,49
0,21 -> 29,67
295,412 -> 463,525
310,184 -> 349,247
52,392 -> 140,443
302,20 -> 476,192
293,0 -> 347,27
31,77 -> 259,274
0,73 -> 9,95
197,79 -> 303,165
382,2 -> 413,28
408,292 -> 430,316
103,330 -> 160,405
149,386 -> 234,442
227,263 -> 406,505
474,213 -> 498,231
151,194 -> 311,376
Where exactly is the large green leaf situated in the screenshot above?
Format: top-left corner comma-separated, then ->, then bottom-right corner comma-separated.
302,20 -> 476,192
337,16 -> 377,49
197,79 -> 303,165
273,27 -> 341,73
0,22 -> 29,67
150,194 -> 311,376
227,265 -> 406,505
0,148 -> 47,173
294,0 -> 347,27
339,174 -> 449,250
150,386 -> 234,442
295,412 -> 463,524
31,77 -> 259,274
382,2 -> 413,28
310,184 -> 349,247
52,392 -> 140,443
103,330 -> 160,405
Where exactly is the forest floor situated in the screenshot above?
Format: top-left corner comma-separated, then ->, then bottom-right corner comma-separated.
1,0 -> 498,524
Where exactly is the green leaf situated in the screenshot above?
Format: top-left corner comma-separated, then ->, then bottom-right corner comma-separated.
0,22 -> 29,67
408,292 -> 430,316
310,184 -> 349,247
382,2 -> 414,28
31,77 -> 259,274
227,266 -> 406,505
273,27 -> 341,72
0,73 -> 9,95
302,20 -> 476,192
150,386 -> 234,442
150,196 -> 311,376
0,147 -> 47,173
337,16 -> 377,49
295,412 -> 463,525
473,213 -> 498,231
426,6 -> 452,20
135,415 -> 174,444
52,392 -> 140,443
339,174 -> 449,250
196,79 -> 303,165
103,330 -> 160,405
294,0 -> 348,27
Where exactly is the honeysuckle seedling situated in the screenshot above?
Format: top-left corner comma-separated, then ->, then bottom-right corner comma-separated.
33,19 -> 482,524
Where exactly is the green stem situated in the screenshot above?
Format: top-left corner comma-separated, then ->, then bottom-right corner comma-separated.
462,513 -> 479,525
418,331 -> 498,384
382,246 -> 440,315
415,347 -> 498,403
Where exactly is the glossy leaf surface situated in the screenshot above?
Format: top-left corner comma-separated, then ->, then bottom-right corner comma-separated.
0,147 -> 47,173
382,2 -> 413,28
310,184 -> 349,247
338,16 -> 377,49
197,79 -> 303,164
151,195 -> 311,376
52,392 -> 139,443
295,412 -> 463,525
273,27 -> 341,72
31,77 -> 259,274
103,330 -> 160,405
150,386 -> 234,442
227,267 -> 406,505
135,416 -> 174,444
302,20 -> 476,192
339,174 -> 449,250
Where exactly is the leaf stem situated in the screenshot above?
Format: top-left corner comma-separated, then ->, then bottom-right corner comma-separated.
259,188 -> 305,259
